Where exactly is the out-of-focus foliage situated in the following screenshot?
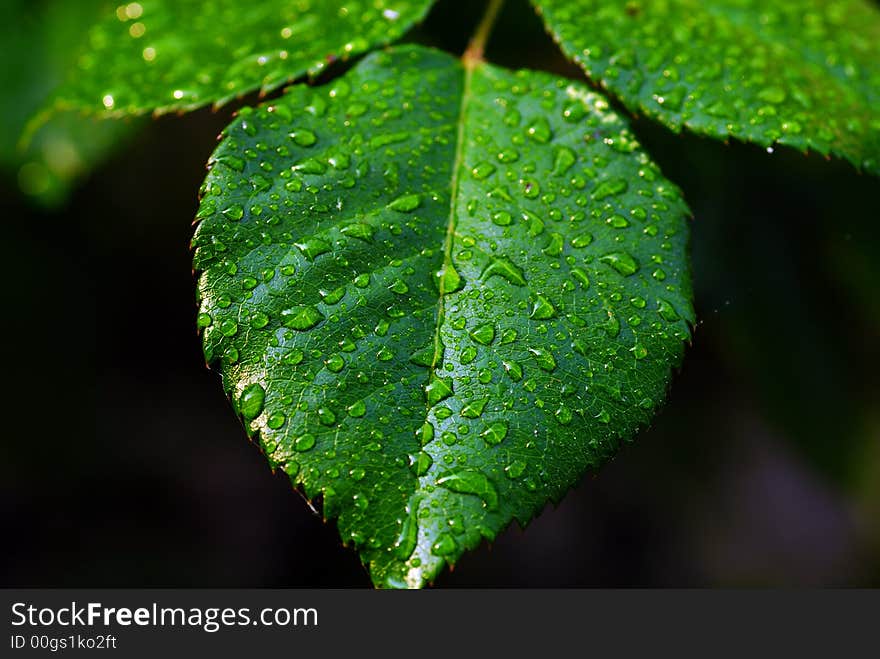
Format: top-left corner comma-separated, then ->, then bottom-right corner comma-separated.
1,0 -> 136,206
533,0 -> 880,174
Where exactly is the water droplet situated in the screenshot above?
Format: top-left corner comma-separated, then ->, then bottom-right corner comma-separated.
757,87 -> 786,104
196,312 -> 212,328
500,328 -> 517,344
395,496 -> 421,559
503,360 -> 523,381
600,252 -> 639,276
471,162 -> 496,179
632,344 -> 648,360
340,222 -> 374,242
505,459 -> 526,479
222,204 -> 244,221
460,346 -> 478,364
417,422 -> 434,446
281,305 -> 324,330
657,298 -> 680,322
602,313 -> 621,337
553,146 -> 576,175
370,131 -> 409,148
528,347 -> 557,372
491,210 -> 513,226
325,354 -> 345,372
239,383 -> 265,420
570,267 -> 590,288
294,237 -> 331,260
434,262 -> 464,293
219,319 -> 238,336
377,347 -> 394,361
554,406 -> 573,425
529,294 -> 558,319
289,128 -> 317,147
469,323 -> 495,345
526,116 -> 552,143
542,232 -> 564,257
410,450 -> 433,476
460,398 -> 488,419
266,412 -> 286,429
408,343 -> 434,367
320,286 -> 346,305
283,349 -> 304,366
425,375 -> 453,405
431,531 -> 458,556
291,158 -> 327,174
524,210 -> 545,236
389,278 -> 409,294
317,407 -> 336,426
591,177 -> 628,200
481,257 -> 526,286
294,433 -> 316,452
480,421 -> 508,446
520,177 -> 540,198
250,311 -> 269,329
388,193 -> 421,212
347,400 -> 366,417
436,470 -> 498,510
571,232 -> 593,248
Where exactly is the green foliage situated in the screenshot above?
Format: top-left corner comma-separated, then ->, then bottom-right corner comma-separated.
1,0 -> 136,205
532,0 -> 880,174
47,0 -> 435,116
193,45 -> 692,587
18,0 -> 879,587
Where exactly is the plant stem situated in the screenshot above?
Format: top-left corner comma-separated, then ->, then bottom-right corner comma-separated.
463,0 -> 505,68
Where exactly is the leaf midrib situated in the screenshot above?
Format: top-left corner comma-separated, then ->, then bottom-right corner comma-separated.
427,61 -> 476,380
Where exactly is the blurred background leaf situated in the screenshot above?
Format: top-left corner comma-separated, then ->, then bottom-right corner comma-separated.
1,0 -> 139,206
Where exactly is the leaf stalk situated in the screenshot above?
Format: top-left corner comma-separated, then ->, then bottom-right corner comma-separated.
463,0 -> 504,68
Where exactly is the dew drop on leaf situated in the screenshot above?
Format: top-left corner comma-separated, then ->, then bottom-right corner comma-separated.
469,322 -> 495,345
294,433 -> 316,452
529,347 -> 557,372
431,532 -> 458,556
436,470 -> 498,510
600,252 -> 639,276
281,305 -> 324,330
479,421 -> 508,446
388,193 -> 421,212
239,383 -> 265,420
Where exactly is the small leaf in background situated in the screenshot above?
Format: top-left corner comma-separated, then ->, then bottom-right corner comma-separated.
532,0 -> 880,174
46,0 -> 436,116
1,0 -> 138,206
193,45 -> 693,587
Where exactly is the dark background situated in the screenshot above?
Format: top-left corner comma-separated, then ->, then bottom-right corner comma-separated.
2,0 -> 878,587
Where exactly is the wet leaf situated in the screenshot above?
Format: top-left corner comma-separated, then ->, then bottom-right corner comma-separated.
532,0 -> 880,174
193,45 -> 693,588
45,0 -> 435,116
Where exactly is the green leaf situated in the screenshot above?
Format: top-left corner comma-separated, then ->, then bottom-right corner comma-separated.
47,0 -> 436,116
1,0 -> 138,205
532,0 -> 880,174
192,45 -> 693,588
